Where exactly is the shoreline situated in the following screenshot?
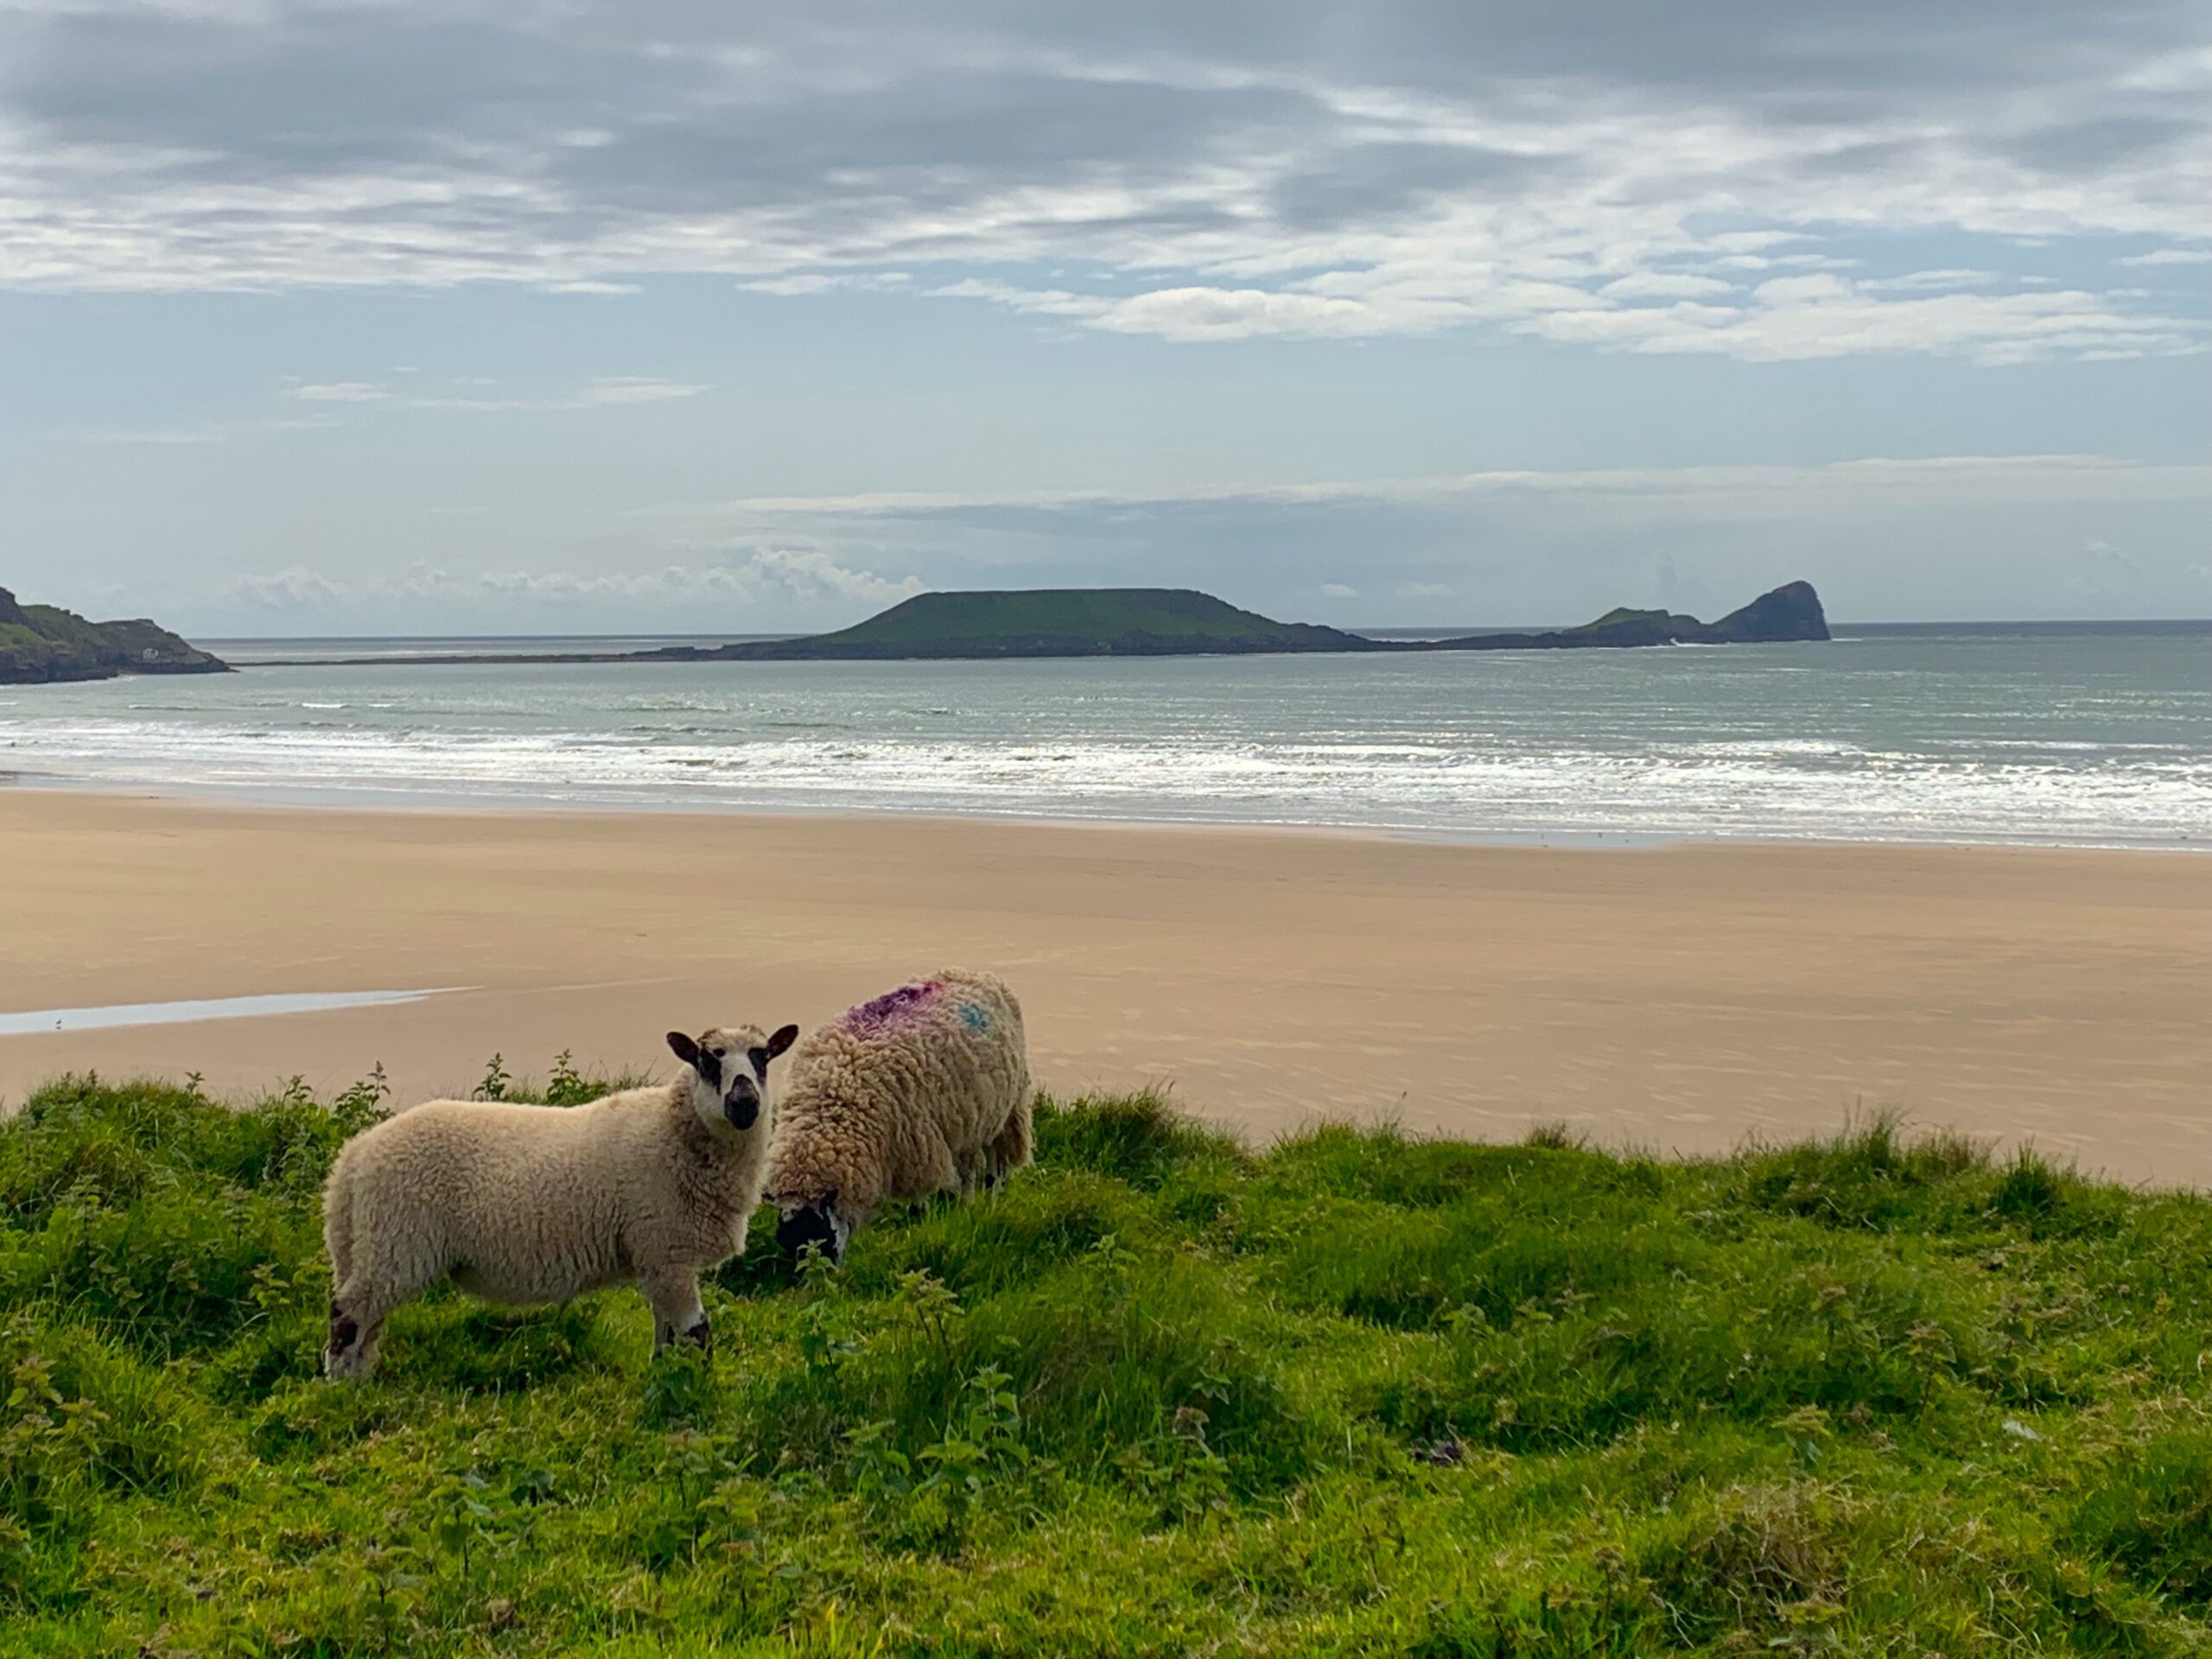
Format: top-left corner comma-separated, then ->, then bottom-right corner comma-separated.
3,788 -> 2207,1185
4,773 -> 2204,856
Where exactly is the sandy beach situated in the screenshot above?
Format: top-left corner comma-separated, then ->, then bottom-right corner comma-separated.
1,788 -> 2206,1183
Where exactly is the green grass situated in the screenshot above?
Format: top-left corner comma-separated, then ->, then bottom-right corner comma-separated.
2,1071 -> 2209,1656
0,590 -> 221,681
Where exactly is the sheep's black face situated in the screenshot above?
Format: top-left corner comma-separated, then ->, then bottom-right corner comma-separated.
688,1039 -> 759,1128
669,1024 -> 797,1136
777,1198 -> 846,1265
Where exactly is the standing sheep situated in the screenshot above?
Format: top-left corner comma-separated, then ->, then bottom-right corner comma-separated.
321,1020 -> 798,1378
766,967 -> 1031,1263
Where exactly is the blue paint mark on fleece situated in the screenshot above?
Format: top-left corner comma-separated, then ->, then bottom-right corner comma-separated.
958,1002 -> 991,1034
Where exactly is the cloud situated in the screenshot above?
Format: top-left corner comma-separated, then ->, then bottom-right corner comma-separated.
740,547 -> 925,606
1097,287 -> 1379,342
290,381 -> 389,403
1599,272 -> 1738,300
229,549 -> 920,614
2117,248 -> 2212,265
0,3 -> 2204,361
565,377 -> 707,408
57,413 -> 337,443
232,564 -> 346,610
1858,269 -> 2002,293
55,374 -> 709,443
931,233 -> 2197,364
2063,536 -> 2152,599
739,270 -> 912,295
198,454 -> 2210,628
633,453 -> 2212,625
282,375 -> 707,412
1524,276 -> 2204,364
670,454 -> 2212,528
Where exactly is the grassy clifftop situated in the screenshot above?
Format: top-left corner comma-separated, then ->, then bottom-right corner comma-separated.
731,588 -> 1376,659
3,1071 -> 2207,1655
0,586 -> 229,683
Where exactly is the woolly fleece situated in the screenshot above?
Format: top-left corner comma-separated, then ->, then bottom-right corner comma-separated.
321,1023 -> 779,1376
763,968 -> 1032,1224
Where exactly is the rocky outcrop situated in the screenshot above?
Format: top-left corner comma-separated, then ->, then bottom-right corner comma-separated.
1706,580 -> 1831,644
0,587 -> 232,684
1422,582 -> 1830,652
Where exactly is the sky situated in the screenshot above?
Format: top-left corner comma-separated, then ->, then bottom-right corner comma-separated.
1,1 -> 2207,633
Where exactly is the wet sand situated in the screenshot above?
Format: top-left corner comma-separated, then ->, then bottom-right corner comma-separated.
2,790 -> 2206,1183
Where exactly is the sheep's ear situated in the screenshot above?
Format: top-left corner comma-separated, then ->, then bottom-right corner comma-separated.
666,1031 -> 700,1068
766,1023 -> 799,1060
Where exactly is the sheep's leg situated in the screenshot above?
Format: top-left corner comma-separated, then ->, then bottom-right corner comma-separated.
325,1280 -> 402,1380
324,1192 -> 355,1291
642,1268 -> 709,1352
325,1213 -> 446,1380
922,1136 -> 963,1201
351,1316 -> 387,1377
985,1098 -> 1034,1189
321,1171 -> 359,1372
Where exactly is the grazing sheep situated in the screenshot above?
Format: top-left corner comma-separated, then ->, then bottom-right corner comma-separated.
766,967 -> 1031,1262
321,1020 -> 798,1378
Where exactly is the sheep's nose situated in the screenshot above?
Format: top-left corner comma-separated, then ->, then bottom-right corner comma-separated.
724,1079 -> 760,1129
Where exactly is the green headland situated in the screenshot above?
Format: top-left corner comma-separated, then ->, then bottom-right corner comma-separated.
0,586 -> 230,684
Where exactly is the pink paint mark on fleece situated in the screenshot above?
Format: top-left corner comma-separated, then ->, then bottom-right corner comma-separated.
839,979 -> 944,1037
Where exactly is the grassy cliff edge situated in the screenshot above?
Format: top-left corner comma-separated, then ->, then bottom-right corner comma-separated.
2,1068 -> 2204,1655
0,587 -> 230,684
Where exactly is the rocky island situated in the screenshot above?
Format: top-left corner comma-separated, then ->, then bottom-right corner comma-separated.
0,587 -> 231,684
1417,580 -> 1831,652
640,580 -> 1829,662
241,580 -> 1831,669
645,587 -> 1378,661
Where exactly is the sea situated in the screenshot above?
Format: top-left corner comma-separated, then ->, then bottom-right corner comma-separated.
3,622 -> 2206,849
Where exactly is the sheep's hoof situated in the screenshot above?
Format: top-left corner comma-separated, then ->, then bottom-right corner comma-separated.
323,1309 -> 364,1379
683,1317 -> 711,1350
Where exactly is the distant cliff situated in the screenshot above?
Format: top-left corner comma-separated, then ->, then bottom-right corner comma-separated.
1419,581 -> 1831,652
0,588 -> 232,684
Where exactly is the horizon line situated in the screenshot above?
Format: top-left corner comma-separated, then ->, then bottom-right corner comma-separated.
192,615 -> 2212,645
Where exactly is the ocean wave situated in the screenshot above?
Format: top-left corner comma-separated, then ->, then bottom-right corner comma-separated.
3,714 -> 2206,847
7,633 -> 2207,847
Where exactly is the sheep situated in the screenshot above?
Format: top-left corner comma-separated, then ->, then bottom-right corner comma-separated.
765,967 -> 1031,1263
321,1020 -> 798,1378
